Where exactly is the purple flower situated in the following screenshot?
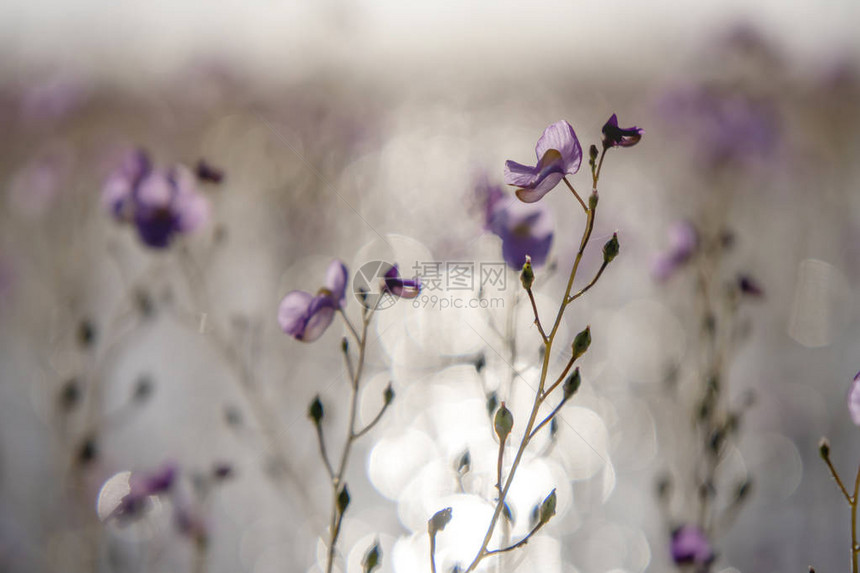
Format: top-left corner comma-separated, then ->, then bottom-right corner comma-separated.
278,260 -> 348,342
849,371 -> 860,426
670,525 -> 714,566
652,221 -> 699,281
737,274 -> 764,298
383,265 -> 421,299
111,462 -> 178,521
477,178 -> 554,269
659,85 -> 779,167
102,149 -> 210,249
602,114 -> 644,148
504,120 -> 583,203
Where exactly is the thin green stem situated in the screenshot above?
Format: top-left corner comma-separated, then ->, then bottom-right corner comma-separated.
824,456 -> 852,504
353,399 -> 392,439
852,464 -> 860,573
464,196 -> 599,573
314,424 -> 335,480
567,261 -> 608,304
529,398 -> 569,441
563,177 -> 587,213
542,355 -> 576,398
526,288 -> 549,343
429,534 -> 439,573
484,520 -> 547,556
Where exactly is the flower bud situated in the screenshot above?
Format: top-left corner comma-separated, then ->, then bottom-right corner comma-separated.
362,541 -> 381,573
341,337 -> 349,354
588,191 -> 599,210
603,233 -> 619,264
538,489 -> 557,524
819,438 -> 831,460
571,326 -> 591,361
308,395 -> 324,426
563,368 -> 581,399
589,144 -> 599,164
520,255 -> 535,290
456,450 -> 471,476
383,383 -> 395,405
494,402 -> 514,442
337,484 -> 350,514
428,507 -> 453,536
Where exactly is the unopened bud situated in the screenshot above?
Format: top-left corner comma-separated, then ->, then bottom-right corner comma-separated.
589,144 -> 599,164
362,541 -> 381,573
456,450 -> 471,476
383,384 -> 395,405
308,395 -> 324,426
494,402 -> 514,442
563,368 -> 581,399
337,484 -> 350,514
428,507 -> 453,536
571,326 -> 591,361
341,337 -> 349,354
520,256 -> 535,290
588,191 -> 599,210
603,233 -> 619,264
538,489 -> 557,524
819,438 -> 831,460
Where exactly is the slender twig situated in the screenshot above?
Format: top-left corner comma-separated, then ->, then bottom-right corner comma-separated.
542,355 -> 576,398
325,301 -> 380,573
852,464 -> 860,573
338,308 -> 361,343
353,400 -> 392,439
526,288 -> 549,343
496,437 -> 506,495
484,521 -> 547,556
567,261 -> 608,304
314,424 -> 335,480
464,186 -> 600,573
563,177 -> 587,213
528,398 -> 569,441
429,534 -> 439,573
824,456 -> 853,504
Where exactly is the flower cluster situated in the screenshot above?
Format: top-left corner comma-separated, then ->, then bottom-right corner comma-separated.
103,149 -> 210,248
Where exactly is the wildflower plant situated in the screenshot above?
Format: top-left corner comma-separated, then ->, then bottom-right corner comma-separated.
280,259 -> 419,573
816,371 -> 860,573
427,116 -> 642,572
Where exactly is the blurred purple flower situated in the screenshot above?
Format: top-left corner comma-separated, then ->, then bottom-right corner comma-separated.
476,178 -> 554,269
659,85 -> 779,167
653,221 -> 699,281
602,114 -> 644,148
279,260 -> 348,342
112,462 -> 178,521
383,265 -> 421,299
103,150 -> 210,249
849,371 -> 860,426
671,525 -> 714,566
504,120 -> 582,203
737,274 -> 764,298
7,145 -> 73,217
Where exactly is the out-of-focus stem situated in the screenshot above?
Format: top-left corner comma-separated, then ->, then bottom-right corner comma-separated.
464,190 -> 599,573
852,464 -> 860,573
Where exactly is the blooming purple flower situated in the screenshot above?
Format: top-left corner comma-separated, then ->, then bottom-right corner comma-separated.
602,114 -> 644,148
383,265 -> 421,299
477,178 -> 554,269
670,525 -> 714,566
103,149 -> 210,249
504,120 -> 583,203
279,260 -> 348,342
849,371 -> 860,426
652,221 -> 699,281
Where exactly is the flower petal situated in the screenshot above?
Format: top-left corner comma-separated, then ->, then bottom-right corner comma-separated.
278,290 -> 313,337
301,296 -> 337,342
534,120 -> 582,175
849,371 -> 860,426
324,260 -> 349,307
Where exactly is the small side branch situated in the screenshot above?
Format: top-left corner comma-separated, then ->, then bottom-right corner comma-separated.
353,399 -> 392,439
563,177 -> 588,214
526,288 -> 549,343
566,261 -> 608,305
484,520 -> 547,556
315,424 -> 335,480
529,399 -> 568,441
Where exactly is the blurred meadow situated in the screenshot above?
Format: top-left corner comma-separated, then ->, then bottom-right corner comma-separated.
1,2 -> 859,572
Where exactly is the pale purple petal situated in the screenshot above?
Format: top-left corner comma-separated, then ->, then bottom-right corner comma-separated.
174,190 -> 210,233
135,171 -> 173,209
670,525 -> 713,564
324,260 -> 349,307
301,296 -> 337,342
849,371 -> 860,426
278,291 -> 313,337
513,172 -> 564,203
534,120 -> 582,175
